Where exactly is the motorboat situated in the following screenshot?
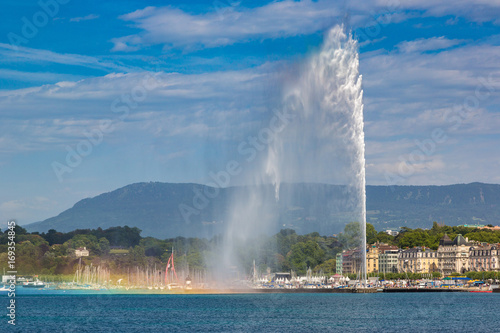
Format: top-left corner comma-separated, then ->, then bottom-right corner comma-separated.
22,279 -> 46,288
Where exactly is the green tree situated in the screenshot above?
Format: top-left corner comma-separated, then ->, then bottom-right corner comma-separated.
398,229 -> 432,249
287,241 -> 325,274
44,229 -> 68,245
338,222 -> 362,249
17,241 -> 39,273
12,225 -> 28,235
313,258 -> 336,275
376,231 -> 396,245
129,246 -> 146,266
64,234 -> 99,254
465,231 -> 500,244
98,237 -> 110,255
17,234 -> 48,247
50,244 -> 68,257
366,223 -> 378,245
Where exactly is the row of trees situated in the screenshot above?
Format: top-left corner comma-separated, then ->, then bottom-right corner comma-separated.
0,225 -> 215,275
2,222 -> 500,277
35,226 -> 142,247
377,222 -> 500,250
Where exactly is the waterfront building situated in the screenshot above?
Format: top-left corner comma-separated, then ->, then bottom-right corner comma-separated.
366,244 -> 379,273
342,250 -> 354,274
351,250 -> 362,275
398,247 -> 438,274
379,249 -> 399,274
366,243 -> 399,274
336,253 -> 343,275
437,234 -> 471,275
342,249 -> 362,275
469,244 -> 499,272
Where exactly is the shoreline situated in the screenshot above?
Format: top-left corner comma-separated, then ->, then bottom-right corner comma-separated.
27,287 -> 498,295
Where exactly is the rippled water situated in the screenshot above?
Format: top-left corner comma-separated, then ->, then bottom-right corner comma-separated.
8,292 -> 500,332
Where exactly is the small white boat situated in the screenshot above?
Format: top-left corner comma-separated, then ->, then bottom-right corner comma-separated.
22,279 -> 46,288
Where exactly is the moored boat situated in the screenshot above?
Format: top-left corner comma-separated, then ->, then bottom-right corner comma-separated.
22,279 -> 46,288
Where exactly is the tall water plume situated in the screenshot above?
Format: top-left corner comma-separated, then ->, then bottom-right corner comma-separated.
266,25 -> 366,282
217,25 -> 366,284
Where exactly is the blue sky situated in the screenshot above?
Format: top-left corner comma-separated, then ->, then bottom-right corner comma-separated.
1,0 -> 500,227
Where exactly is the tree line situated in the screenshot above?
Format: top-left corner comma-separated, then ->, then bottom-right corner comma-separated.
1,222 -> 500,277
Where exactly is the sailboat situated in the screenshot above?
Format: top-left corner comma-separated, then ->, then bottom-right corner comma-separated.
165,247 -> 180,289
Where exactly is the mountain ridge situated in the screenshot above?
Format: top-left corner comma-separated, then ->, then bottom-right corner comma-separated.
24,182 -> 500,239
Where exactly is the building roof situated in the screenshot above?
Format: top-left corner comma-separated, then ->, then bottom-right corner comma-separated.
439,233 -> 472,247
377,244 -> 399,253
454,234 -> 469,246
401,246 -> 435,253
439,234 -> 453,246
470,244 -> 498,251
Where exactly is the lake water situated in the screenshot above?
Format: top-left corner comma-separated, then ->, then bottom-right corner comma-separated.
5,290 -> 500,332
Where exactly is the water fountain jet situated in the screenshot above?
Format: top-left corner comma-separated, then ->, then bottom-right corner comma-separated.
217,24 -> 367,286
266,24 -> 367,285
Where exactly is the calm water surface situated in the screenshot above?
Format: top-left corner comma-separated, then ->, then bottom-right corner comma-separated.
4,290 -> 500,332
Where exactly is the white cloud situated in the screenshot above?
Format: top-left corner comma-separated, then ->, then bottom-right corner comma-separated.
110,0 -> 500,52
361,40 -> 500,114
0,65 -> 277,152
360,38 -> 500,185
112,1 -> 338,51
2,30 -> 500,190
446,17 -> 459,25
367,156 -> 446,180
402,0 -> 500,24
396,36 -> 465,53
0,68 -> 81,83
359,36 -> 386,47
69,14 -> 100,22
0,43 -> 133,73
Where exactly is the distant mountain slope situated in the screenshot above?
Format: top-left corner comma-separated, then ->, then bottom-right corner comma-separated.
365,182 -> 500,229
24,182 -> 500,238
